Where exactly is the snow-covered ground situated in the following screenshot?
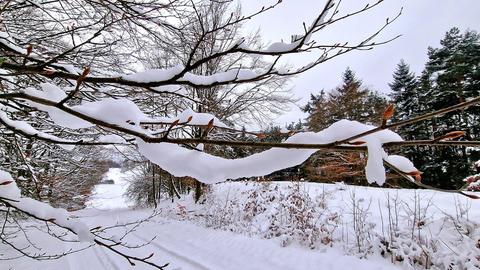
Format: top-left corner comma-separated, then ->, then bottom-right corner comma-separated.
3,207 -> 401,270
2,168 -> 479,269
86,168 -> 133,210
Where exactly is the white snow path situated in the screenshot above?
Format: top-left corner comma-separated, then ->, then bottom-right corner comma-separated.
86,168 -> 133,209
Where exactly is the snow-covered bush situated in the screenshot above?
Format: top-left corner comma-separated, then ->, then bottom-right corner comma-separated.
203,182 -> 340,249
166,181 -> 480,269
465,174 -> 480,191
348,191 -> 375,257
376,192 -> 480,269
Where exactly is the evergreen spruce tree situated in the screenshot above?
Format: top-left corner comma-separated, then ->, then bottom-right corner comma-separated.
302,91 -> 330,131
426,28 -> 480,137
387,60 -> 430,185
393,28 -> 480,189
303,67 -> 387,132
328,67 -> 370,123
388,60 -> 418,126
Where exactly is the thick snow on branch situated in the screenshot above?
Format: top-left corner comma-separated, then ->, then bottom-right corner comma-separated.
0,32 -> 28,54
137,120 -> 412,185
24,83 -> 226,132
263,40 -> 302,53
76,98 -> 147,130
0,170 -> 93,242
122,65 -> 184,83
25,83 -> 93,129
385,155 -> 417,173
180,69 -> 259,85
0,107 -> 75,150
24,83 -> 148,132
97,134 -> 127,144
123,65 -> 260,85
143,108 -> 227,127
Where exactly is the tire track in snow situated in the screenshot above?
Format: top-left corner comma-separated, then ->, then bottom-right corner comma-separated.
133,233 -> 210,270
93,245 -> 121,270
133,228 -> 291,270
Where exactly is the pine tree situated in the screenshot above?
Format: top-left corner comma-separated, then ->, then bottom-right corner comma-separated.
426,28 -> 480,137
303,67 -> 387,132
388,60 -> 418,125
394,28 -> 480,189
328,68 -> 370,123
302,91 -> 330,131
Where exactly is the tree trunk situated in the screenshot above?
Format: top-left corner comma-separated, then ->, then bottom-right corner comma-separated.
194,180 -> 203,203
151,163 -> 157,208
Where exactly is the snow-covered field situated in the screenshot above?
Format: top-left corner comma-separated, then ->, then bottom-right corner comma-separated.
2,168 -> 479,270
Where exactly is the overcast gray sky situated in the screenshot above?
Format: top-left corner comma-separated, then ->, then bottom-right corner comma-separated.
239,0 -> 480,127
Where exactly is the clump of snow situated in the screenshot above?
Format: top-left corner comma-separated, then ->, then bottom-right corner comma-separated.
180,69 -> 259,85
16,198 -> 94,242
24,83 -> 149,132
363,137 -> 386,184
122,65 -> 184,83
263,40 -> 301,53
176,108 -> 227,127
0,170 -> 20,200
385,155 -> 418,173
76,98 -> 148,129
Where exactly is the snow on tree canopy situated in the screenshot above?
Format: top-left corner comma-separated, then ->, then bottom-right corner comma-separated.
137,119 -> 405,185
